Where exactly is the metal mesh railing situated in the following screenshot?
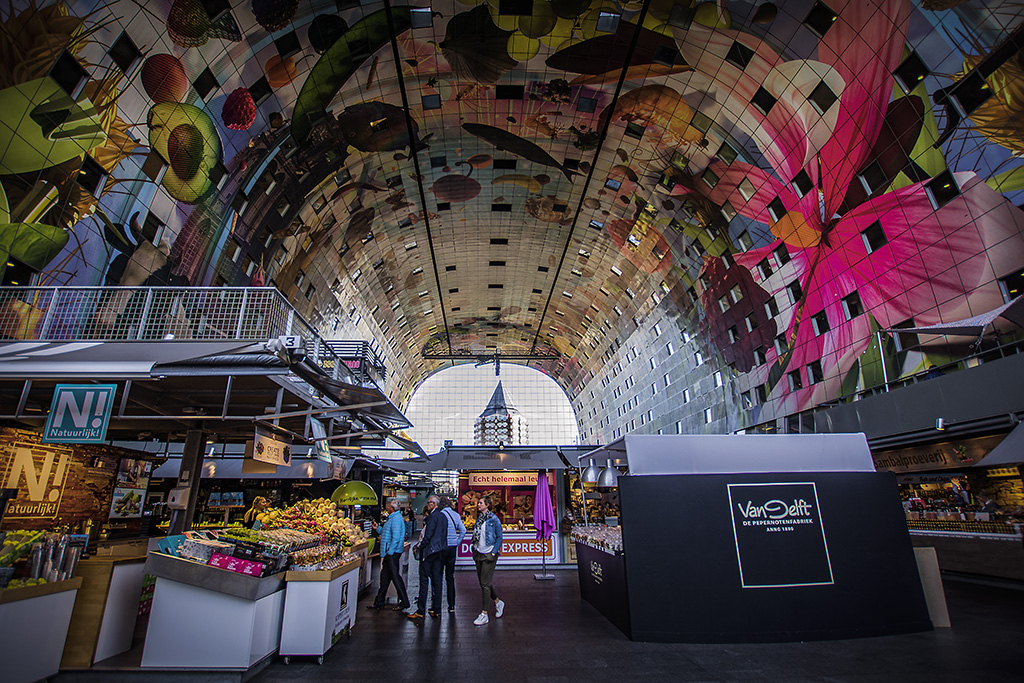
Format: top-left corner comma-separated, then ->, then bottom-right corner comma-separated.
0,286 -> 374,384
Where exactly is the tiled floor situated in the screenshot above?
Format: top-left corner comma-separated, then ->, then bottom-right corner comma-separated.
251,569 -> 1024,683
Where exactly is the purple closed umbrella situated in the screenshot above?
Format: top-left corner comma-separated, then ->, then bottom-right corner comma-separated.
533,469 -> 556,580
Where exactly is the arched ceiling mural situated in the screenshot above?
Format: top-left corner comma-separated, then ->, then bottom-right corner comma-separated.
1,0 -> 1023,429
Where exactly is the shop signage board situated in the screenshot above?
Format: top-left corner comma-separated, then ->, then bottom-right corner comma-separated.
871,434 -> 1005,472
468,471 -> 554,487
727,482 -> 834,588
456,535 -> 555,561
252,427 -> 292,467
42,384 -> 117,444
1,441 -> 73,520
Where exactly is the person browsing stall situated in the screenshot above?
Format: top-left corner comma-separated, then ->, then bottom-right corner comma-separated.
439,496 -> 467,614
409,495 -> 447,620
367,498 -> 410,612
471,495 -> 505,626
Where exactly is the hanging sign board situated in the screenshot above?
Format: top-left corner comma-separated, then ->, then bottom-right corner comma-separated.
252,426 -> 292,467
468,471 -> 554,487
42,384 -> 117,444
310,419 -> 332,462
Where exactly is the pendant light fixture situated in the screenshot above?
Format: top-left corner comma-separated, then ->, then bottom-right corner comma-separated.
581,458 -> 602,484
597,459 -> 619,487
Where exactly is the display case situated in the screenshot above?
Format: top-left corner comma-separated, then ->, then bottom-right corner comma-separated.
280,557 -> 362,663
0,578 -> 83,683
141,552 -> 286,670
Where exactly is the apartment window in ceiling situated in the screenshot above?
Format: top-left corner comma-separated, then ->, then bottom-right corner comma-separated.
744,313 -> 759,333
492,203 -> 512,212
787,370 -> 803,392
737,177 -> 757,202
410,6 -> 433,27
430,155 -> 447,168
76,155 -> 107,197
488,283 -> 503,289
499,0 -> 533,14
714,371 -> 724,387
786,279 -> 804,304
422,93 -> 441,110
894,51 -> 930,93
108,31 -> 142,73
487,306 -> 500,311
538,266 -> 549,273
753,346 -> 767,365
495,84 -> 525,100
729,284 -> 743,303
49,50 -> 89,98
725,40 -> 755,69
532,288 -> 542,294
858,160 -> 888,196
577,96 -> 597,113
445,264 -> 456,271
803,1 -> 838,38
701,169 -> 720,189
562,291 -> 573,298
999,268 -> 1024,300
808,80 -> 838,114
728,325 -> 740,343
774,334 -> 789,356
338,242 -> 350,257
493,159 -> 517,170
948,70 -> 992,118
808,360 -> 825,385
694,351 -> 704,365
860,220 -> 887,254
751,87 -> 777,115
718,295 -> 731,313
811,310 -> 830,336
704,408 -> 714,424
623,121 -> 646,139
756,257 -> 773,281
791,169 -> 814,198
596,10 -> 620,33
192,67 -> 219,100
767,196 -> 787,223
418,290 -> 429,297
841,291 -> 864,320
773,243 -> 791,266
361,231 -> 374,244
372,258 -> 384,270
449,288 -> 459,294
274,29 -> 301,58
925,170 -> 961,210
653,44 -> 680,67
691,110 -> 713,133
589,219 -> 605,230
304,284 -> 315,300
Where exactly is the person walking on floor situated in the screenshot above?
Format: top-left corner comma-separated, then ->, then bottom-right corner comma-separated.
471,495 -> 504,626
367,498 -> 410,612
439,496 -> 467,614
408,494 -> 446,621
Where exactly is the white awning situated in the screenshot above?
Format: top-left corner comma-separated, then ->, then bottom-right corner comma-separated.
882,296 -> 1024,338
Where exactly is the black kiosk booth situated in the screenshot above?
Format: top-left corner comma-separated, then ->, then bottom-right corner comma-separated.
576,434 -> 933,643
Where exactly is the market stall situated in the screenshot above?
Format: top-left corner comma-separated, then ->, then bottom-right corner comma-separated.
280,556 -> 361,664
576,434 -> 934,643
456,470 -> 561,566
0,577 -> 84,683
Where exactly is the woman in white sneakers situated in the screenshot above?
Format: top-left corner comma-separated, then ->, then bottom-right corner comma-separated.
471,495 -> 504,625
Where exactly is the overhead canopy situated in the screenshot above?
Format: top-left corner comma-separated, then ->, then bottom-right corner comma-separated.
386,445 -> 597,472
580,434 -> 876,475
972,423 -> 1024,468
882,296 -> 1024,338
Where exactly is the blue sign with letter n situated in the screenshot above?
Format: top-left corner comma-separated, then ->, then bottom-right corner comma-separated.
42,384 -> 118,444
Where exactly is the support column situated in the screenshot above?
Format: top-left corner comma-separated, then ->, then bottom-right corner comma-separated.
169,430 -> 206,535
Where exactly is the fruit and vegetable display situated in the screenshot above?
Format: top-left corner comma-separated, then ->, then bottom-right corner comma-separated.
5,577 -> 48,589
0,530 -> 45,568
289,543 -> 343,571
258,498 -> 369,547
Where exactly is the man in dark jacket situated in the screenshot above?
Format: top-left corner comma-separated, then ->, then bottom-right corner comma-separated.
408,495 -> 447,620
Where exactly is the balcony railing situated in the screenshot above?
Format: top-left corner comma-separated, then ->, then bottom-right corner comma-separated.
0,286 -> 380,385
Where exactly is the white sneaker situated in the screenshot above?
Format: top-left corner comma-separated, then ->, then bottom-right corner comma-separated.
474,612 -> 489,626
495,599 -> 505,618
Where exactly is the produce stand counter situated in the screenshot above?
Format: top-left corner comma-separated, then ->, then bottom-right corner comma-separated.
141,552 -> 286,670
0,577 -> 83,683
280,557 -> 362,664
61,552 -> 148,668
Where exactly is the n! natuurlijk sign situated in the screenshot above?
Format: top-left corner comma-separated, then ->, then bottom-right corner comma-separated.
42,384 -> 117,444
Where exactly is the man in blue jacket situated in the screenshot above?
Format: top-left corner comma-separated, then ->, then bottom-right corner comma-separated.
408,495 -> 447,620
368,498 -> 410,611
